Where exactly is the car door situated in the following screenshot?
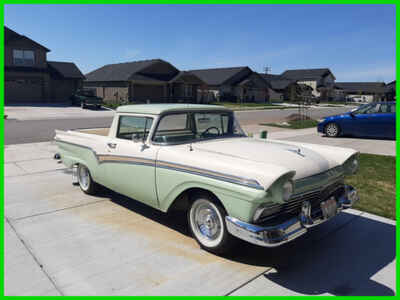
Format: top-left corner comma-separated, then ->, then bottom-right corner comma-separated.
370,103 -> 394,138
101,114 -> 160,209
349,103 -> 379,137
389,103 -> 396,139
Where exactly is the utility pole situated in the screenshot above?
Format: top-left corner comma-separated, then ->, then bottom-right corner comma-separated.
264,66 -> 271,74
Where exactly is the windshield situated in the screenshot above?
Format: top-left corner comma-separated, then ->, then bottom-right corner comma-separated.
353,103 -> 375,114
153,111 -> 246,144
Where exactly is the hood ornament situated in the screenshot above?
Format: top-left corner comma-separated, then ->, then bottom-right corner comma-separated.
286,148 -> 305,157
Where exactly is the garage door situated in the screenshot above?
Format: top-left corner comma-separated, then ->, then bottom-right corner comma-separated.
5,78 -> 43,103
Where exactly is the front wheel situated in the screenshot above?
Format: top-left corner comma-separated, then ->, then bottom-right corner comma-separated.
77,164 -> 99,195
188,196 -> 235,254
325,122 -> 340,137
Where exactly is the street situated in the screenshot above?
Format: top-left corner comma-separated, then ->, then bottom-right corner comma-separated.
5,106 -> 354,145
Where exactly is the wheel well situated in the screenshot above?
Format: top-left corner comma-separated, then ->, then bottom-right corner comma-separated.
167,188 -> 226,213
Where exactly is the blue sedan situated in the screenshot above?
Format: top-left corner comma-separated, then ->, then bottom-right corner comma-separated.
317,102 -> 396,139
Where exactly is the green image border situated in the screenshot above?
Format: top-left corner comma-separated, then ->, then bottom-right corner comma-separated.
0,2 -> 397,297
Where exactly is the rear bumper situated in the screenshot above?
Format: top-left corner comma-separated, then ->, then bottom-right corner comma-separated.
226,185 -> 359,247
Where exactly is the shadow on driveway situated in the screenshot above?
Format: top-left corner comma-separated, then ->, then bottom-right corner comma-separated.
89,184 -> 395,296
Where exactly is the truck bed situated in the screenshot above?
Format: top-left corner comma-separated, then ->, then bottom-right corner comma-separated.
77,128 -> 109,136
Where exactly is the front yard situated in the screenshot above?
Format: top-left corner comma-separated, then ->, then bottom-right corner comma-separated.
346,153 -> 396,220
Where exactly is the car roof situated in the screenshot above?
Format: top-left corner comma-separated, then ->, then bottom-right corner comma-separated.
116,104 -> 231,115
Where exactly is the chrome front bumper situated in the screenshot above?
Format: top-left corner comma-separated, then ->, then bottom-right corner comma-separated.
226,185 -> 359,247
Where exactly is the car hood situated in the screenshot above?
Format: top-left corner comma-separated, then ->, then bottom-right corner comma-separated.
193,138 -> 331,179
322,112 -> 351,121
157,137 -> 357,190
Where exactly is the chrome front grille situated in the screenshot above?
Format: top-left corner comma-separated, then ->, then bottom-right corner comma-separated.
258,181 -> 345,224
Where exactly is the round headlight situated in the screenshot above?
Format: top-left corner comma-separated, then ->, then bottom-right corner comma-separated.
351,157 -> 359,173
344,155 -> 359,175
282,181 -> 294,202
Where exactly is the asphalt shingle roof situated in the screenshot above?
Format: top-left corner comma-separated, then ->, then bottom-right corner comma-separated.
5,26 -> 50,52
189,67 -> 248,86
335,82 -> 386,94
281,68 -> 333,80
48,61 -> 85,79
85,59 -> 169,82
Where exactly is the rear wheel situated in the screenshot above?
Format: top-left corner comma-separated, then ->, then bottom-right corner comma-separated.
325,122 -> 340,137
188,195 -> 235,254
77,164 -> 99,195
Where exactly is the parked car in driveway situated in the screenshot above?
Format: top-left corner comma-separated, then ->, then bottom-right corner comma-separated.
318,102 -> 396,139
55,104 -> 360,254
70,88 -> 103,109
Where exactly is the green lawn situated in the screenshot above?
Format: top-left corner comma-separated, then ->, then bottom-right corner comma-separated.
260,119 -> 319,129
346,154 -> 396,220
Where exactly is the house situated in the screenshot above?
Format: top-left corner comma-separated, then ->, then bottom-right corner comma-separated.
260,73 -> 313,102
334,82 -> 386,102
385,81 -> 396,101
280,68 -> 336,100
84,59 -> 204,103
189,67 -> 269,103
4,26 -> 84,103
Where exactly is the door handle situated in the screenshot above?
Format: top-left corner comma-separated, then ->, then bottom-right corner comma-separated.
107,143 -> 117,149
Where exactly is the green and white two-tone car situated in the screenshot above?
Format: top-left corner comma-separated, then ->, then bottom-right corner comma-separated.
55,104 -> 359,254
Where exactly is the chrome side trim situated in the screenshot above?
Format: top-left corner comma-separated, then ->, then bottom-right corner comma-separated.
226,185 -> 358,247
157,160 -> 264,190
55,140 -> 263,190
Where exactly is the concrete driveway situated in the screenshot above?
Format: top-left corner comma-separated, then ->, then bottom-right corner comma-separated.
4,142 -> 395,296
5,103 -> 114,121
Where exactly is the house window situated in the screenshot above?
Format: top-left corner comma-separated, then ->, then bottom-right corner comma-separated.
13,50 -> 35,66
184,85 -> 192,97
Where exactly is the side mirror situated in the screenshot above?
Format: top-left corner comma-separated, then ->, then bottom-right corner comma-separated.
132,133 -> 142,143
349,112 -> 355,118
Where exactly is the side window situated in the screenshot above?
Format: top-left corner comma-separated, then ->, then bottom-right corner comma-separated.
378,103 -> 389,113
364,103 -> 379,114
116,116 -> 153,141
153,113 -> 194,143
391,104 -> 396,113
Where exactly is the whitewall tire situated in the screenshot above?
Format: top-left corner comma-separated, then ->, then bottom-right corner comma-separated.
77,164 -> 99,195
188,195 -> 235,254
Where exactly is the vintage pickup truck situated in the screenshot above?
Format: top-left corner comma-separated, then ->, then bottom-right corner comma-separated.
55,104 -> 359,254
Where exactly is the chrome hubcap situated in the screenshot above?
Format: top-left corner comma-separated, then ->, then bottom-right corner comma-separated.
197,208 -> 220,238
78,165 -> 90,190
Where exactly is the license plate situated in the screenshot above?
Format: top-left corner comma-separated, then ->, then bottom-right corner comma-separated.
320,197 -> 338,219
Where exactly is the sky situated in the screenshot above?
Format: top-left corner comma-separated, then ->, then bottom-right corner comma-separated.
4,4 -> 396,82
